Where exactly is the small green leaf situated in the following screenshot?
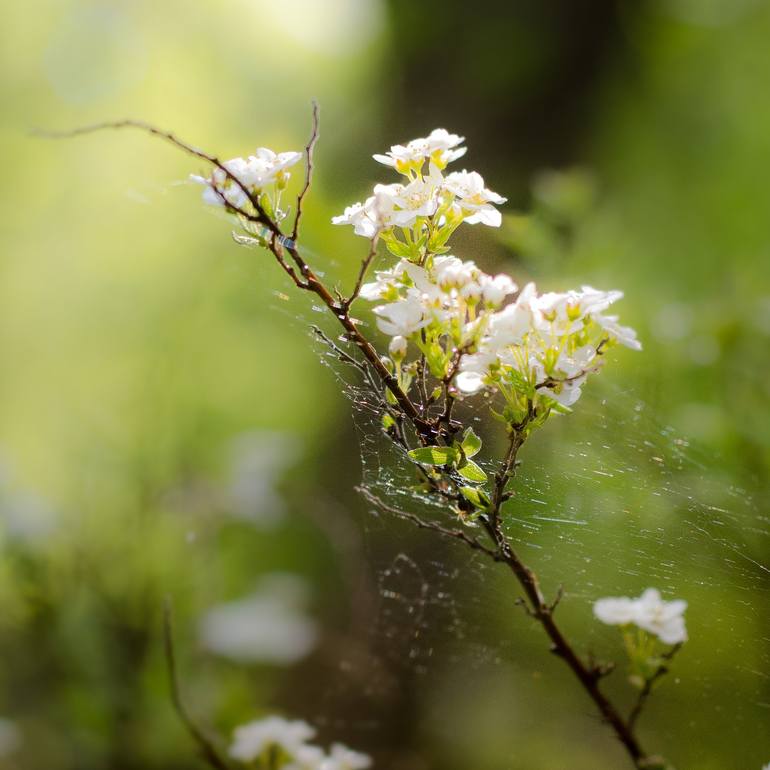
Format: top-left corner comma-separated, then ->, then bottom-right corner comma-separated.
457,460 -> 487,483
408,446 -> 458,465
381,414 -> 396,431
461,427 -> 482,458
460,486 -> 491,510
385,240 -> 413,258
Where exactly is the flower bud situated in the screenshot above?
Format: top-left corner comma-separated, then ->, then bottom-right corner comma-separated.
389,335 -> 408,361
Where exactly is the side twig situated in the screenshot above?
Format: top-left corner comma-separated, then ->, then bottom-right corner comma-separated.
292,101 -> 320,241
627,644 -> 682,730
162,598 -> 231,770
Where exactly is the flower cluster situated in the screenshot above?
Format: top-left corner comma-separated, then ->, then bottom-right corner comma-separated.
594,588 -> 688,645
332,129 -> 506,253
229,716 -> 371,770
359,252 -> 639,418
328,129 -> 641,423
192,148 -> 302,218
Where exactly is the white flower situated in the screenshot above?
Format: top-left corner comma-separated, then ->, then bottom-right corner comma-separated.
359,260 -> 411,301
487,282 -> 538,345
481,274 -> 518,307
229,717 -> 316,762
539,375 -> 586,407
386,167 -> 442,227
432,255 -> 480,290
594,313 -> 643,350
285,744 -> 326,770
594,596 -> 638,626
320,743 -> 372,770
225,431 -> 299,526
593,588 -> 688,645
332,191 -> 396,238
373,290 -> 430,337
192,149 -> 301,208
532,286 -> 623,333
443,170 -> 507,226
388,335 -> 408,359
373,128 -> 466,173
634,588 -> 688,645
198,574 -> 318,664
0,719 -> 20,758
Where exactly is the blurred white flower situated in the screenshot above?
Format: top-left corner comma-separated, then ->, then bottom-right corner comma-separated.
633,588 -> 688,645
321,743 -> 372,770
594,588 -> 688,645
199,573 -> 318,664
226,431 -> 300,526
593,596 -> 638,626
0,718 -> 21,758
229,716 -> 316,762
285,744 -> 327,770
594,313 -> 642,350
0,454 -> 58,543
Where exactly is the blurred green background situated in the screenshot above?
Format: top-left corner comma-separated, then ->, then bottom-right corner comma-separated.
0,1 -> 769,768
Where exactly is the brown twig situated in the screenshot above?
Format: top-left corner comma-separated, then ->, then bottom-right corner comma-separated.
627,644 -> 682,730
291,101 -> 320,242
162,598 -> 231,770
33,120 -> 274,228
358,487 -> 498,560
343,233 -> 380,310
52,116 -> 664,768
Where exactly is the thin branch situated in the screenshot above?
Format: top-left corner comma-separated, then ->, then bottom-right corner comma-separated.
358,487 -> 499,560
162,598 -> 231,770
33,120 -> 273,227
291,101 -> 320,241
58,117 -> 660,769
343,233 -> 380,310
312,325 -> 368,374
627,644 -> 682,730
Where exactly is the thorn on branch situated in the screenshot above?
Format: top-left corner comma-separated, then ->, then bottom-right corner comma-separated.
548,585 -> 565,613
514,597 -> 538,619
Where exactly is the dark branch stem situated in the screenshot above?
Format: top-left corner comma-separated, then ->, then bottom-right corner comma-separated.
162,599 -> 231,770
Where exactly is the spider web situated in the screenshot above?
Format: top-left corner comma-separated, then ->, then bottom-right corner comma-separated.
295,295 -> 769,767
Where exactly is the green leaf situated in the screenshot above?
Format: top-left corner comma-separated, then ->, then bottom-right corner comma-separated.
384,240 -> 412,258
457,459 -> 487,483
460,486 -> 491,510
461,427 -> 482,458
407,446 -> 458,465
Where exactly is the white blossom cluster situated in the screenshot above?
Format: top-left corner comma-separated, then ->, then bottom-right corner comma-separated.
328,128 -> 641,418
359,252 -> 640,415
192,148 -> 302,213
594,588 -> 688,645
229,716 -> 371,770
332,129 -> 506,247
